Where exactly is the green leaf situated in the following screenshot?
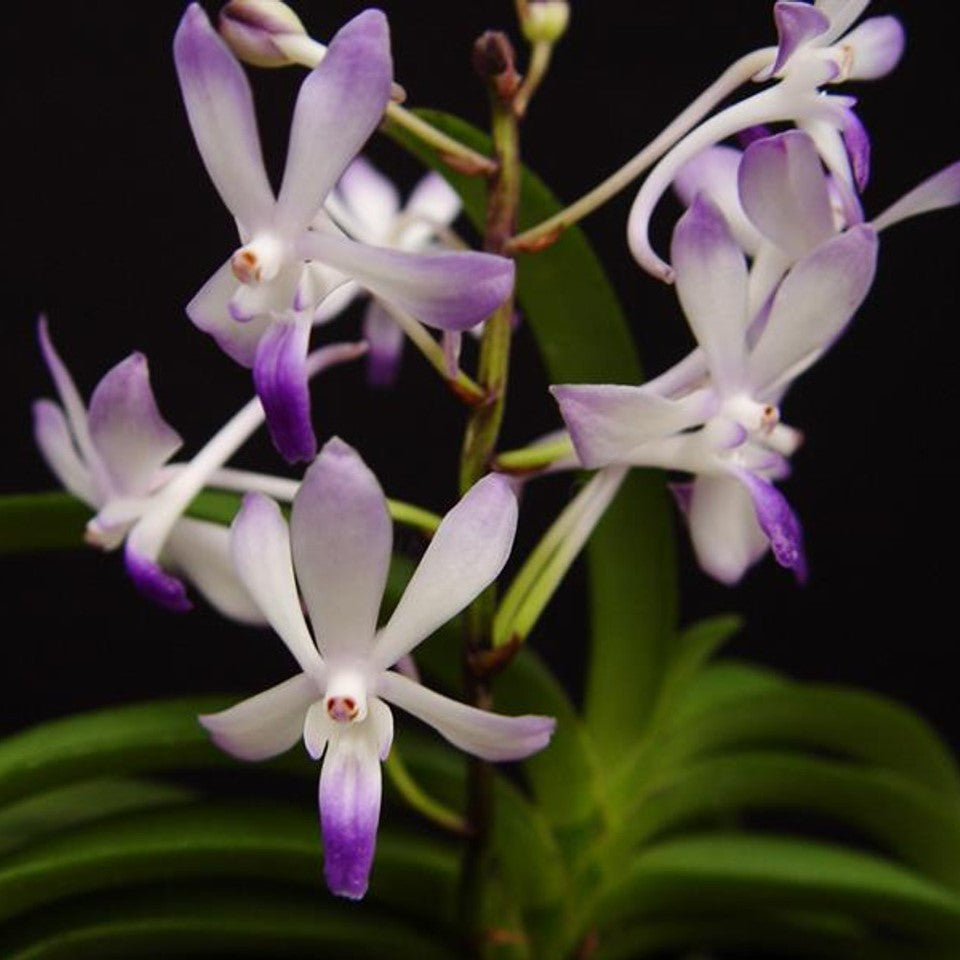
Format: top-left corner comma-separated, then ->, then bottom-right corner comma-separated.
0,801 -> 458,929
0,698 -> 249,807
389,110 -> 677,762
1,886 -> 459,959
0,778 -> 194,857
662,683 -> 960,795
596,833 -> 960,947
593,910 -> 936,960
601,751 -> 960,889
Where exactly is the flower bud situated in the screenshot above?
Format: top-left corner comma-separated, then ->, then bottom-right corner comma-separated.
219,0 -> 313,68
521,1 -> 570,45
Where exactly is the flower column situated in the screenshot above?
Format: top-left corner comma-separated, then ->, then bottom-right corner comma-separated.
457,30 -> 524,952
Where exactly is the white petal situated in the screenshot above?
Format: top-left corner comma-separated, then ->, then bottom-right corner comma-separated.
231,492 -> 324,673
551,384 -> 716,469
373,475 -> 518,671
748,225 -> 878,396
331,156 -> 401,244
291,438 -> 392,662
378,671 -> 555,762
32,399 -> 96,505
274,11 -> 392,237
87,353 -> 182,497
173,4 -> 275,229
871,162 -> 960,233
162,517 -> 267,626
200,672 -> 320,761
686,475 -> 769,585
671,196 -> 750,395
738,131 -> 836,260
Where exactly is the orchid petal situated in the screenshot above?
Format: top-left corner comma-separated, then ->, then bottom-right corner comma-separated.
291,438 -> 392,663
739,131 -> 836,259
749,225 -> 878,397
815,0 -> 871,46
374,475 -> 517,671
313,276 -> 361,323
672,196 -> 750,394
252,318 -> 316,463
734,468 -> 807,581
163,517 -> 266,625
124,545 -> 192,612
839,107 -> 870,191
673,146 -> 762,255
551,384 -> 716,469
686,475 -> 770,585
331,157 -> 401,244
319,723 -> 383,900
839,16 -> 904,79
200,672 -> 319,761
378,671 -> 555,762
405,171 -> 461,228
298,231 -> 513,332
187,260 -> 272,367
304,701 -> 333,760
798,114 -> 863,219
275,11 -> 392,237
871,161 -> 960,233
362,300 -> 404,387
231,492 -> 324,674
37,319 -> 99,472
174,4 -> 274,229
32,399 -> 96,504
769,2 -> 831,77
88,353 -> 182,496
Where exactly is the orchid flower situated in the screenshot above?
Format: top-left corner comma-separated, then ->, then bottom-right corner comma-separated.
33,317 -> 365,614
33,318 -> 258,621
627,0 -> 904,280
669,131 -> 960,378
175,5 -> 514,461
319,157 -> 464,387
553,193 -> 879,583
201,438 -> 555,899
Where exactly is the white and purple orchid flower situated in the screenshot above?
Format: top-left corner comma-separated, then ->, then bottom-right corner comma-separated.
554,186 -> 879,584
175,5 -> 514,462
201,438 -> 554,899
33,318 -> 365,615
33,319 -> 259,621
319,157 -> 464,387
627,0 -> 904,280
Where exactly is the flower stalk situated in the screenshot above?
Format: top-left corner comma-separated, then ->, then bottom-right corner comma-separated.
457,29 -> 525,954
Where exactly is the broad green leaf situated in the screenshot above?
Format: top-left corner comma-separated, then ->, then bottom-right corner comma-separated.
600,751 -> 960,889
0,698 -> 255,807
0,801 -> 458,929
662,683 -> 960,795
390,110 -> 677,762
651,614 -> 743,718
670,658 -> 785,722
593,910 -> 937,960
0,778 -> 193,857
595,833 -> 960,946
1,887 -> 459,960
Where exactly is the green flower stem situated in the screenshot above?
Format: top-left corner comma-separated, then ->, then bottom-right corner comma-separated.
494,435 -> 575,474
493,466 -> 627,648
0,490 -> 441,555
383,303 -> 486,406
508,48 -> 772,252
457,35 -> 524,956
382,105 -> 497,177
385,749 -> 469,837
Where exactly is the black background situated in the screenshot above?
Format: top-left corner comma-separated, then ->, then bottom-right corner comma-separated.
2,0 -> 957,760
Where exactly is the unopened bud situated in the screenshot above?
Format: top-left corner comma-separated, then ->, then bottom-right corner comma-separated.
219,0 -> 313,68
473,31 -> 521,99
521,1 -> 570,45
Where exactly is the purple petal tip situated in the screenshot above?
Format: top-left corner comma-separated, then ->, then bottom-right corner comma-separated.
125,547 -> 193,612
